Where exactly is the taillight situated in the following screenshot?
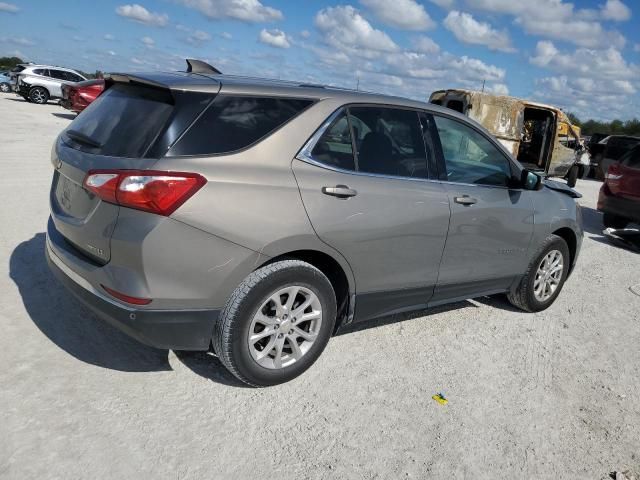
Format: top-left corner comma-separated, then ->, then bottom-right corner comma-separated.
84,170 -> 206,216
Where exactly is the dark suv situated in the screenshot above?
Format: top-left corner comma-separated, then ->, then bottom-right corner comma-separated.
46,62 -> 583,386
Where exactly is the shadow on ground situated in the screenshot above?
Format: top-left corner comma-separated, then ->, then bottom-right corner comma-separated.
9,233 -> 251,386
51,112 -> 76,120
581,206 -> 639,253
9,233 -> 535,384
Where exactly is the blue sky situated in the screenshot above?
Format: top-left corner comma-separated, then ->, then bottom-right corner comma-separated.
1,0 -> 638,120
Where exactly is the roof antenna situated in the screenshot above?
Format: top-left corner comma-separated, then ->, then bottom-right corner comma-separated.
186,59 -> 222,75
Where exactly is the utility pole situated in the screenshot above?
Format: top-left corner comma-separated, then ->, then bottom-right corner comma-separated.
481,79 -> 485,93
356,76 -> 360,91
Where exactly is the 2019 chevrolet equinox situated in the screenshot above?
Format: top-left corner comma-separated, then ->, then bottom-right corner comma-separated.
46,61 -> 583,386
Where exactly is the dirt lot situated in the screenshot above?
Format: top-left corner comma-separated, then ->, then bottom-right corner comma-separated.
1,95 -> 639,479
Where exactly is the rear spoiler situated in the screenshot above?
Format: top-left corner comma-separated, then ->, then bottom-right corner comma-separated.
104,73 -> 169,90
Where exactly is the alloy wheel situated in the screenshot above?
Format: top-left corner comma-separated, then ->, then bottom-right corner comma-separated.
248,286 -> 322,369
533,250 -> 564,302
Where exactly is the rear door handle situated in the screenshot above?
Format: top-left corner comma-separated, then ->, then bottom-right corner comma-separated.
454,195 -> 477,206
322,185 -> 358,199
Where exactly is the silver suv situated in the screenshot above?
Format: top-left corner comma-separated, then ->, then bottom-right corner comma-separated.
12,64 -> 86,104
46,63 -> 583,386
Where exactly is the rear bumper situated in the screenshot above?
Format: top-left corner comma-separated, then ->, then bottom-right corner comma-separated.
46,227 -> 218,351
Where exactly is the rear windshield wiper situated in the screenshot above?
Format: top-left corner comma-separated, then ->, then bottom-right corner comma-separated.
65,129 -> 103,149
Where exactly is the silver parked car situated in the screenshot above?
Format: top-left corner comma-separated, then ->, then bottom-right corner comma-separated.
46,62 -> 583,386
11,64 -> 86,104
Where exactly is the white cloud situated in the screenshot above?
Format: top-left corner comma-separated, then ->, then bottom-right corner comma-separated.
635,43 -> 640,52
259,29 -> 291,48
178,0 -> 283,22
220,32 -> 232,39
360,0 -> 435,31
107,50 -> 116,56
104,33 -> 115,41
141,36 -> 155,48
187,30 -> 212,45
315,5 -> 398,54
300,30 -> 311,39
0,2 -> 19,13
486,83 -> 509,95
444,11 -> 515,52
470,0 -> 626,48
115,4 -> 168,26
0,36 -> 34,46
412,36 -> 440,54
530,40 -> 637,81
601,0 -> 631,21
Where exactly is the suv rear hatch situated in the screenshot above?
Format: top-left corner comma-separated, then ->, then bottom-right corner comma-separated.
50,72 -> 219,264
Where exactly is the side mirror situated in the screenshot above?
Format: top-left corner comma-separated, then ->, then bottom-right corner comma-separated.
521,169 -> 543,191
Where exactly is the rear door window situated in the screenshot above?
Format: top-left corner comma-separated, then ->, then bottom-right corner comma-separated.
310,111 -> 355,171
348,106 -> 428,178
167,96 -> 313,156
63,83 -> 174,158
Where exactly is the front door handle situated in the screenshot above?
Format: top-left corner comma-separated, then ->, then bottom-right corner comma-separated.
322,185 -> 358,199
454,195 -> 477,206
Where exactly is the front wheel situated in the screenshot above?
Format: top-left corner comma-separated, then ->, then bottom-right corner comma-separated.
508,235 -> 570,312
0,82 -> 10,93
29,86 -> 49,104
213,260 -> 337,387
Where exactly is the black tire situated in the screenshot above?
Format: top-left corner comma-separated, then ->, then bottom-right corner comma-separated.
213,260 -> 337,387
28,86 -> 49,104
566,165 -> 579,188
508,234 -> 571,313
603,213 -> 629,229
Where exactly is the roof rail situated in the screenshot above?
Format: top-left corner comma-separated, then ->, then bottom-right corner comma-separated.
186,59 -> 222,75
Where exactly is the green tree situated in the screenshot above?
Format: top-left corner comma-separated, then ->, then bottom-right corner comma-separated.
0,56 -> 25,70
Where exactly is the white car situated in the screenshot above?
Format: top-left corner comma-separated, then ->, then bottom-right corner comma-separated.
11,64 -> 86,104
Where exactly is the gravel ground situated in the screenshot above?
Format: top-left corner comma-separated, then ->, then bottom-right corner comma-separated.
1,95 -> 639,479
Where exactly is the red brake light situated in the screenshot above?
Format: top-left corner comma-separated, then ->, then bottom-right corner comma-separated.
84,170 -> 206,216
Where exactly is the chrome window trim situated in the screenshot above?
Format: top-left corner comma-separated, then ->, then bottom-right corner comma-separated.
296,105 -> 525,190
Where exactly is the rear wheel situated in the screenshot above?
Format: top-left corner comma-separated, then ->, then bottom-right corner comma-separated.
213,260 -> 337,387
603,213 -> 629,229
0,82 -> 10,93
508,235 -> 570,312
29,86 -> 49,104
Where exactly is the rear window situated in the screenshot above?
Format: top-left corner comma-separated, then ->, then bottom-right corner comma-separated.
607,137 -> 640,160
167,96 -> 313,156
63,83 -> 174,158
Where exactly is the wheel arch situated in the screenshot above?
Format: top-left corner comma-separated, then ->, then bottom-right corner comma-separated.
257,249 -> 354,330
551,226 -> 577,273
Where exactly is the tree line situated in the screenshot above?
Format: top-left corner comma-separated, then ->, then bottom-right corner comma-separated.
565,112 -> 640,137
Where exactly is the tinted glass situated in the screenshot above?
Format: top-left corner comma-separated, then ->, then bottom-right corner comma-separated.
607,137 -> 640,160
49,70 -> 66,80
168,96 -> 313,156
63,83 -> 173,158
434,115 -> 513,187
32,69 -> 45,76
311,111 -> 355,171
622,146 -> 640,168
348,106 -> 428,178
68,73 -> 83,82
